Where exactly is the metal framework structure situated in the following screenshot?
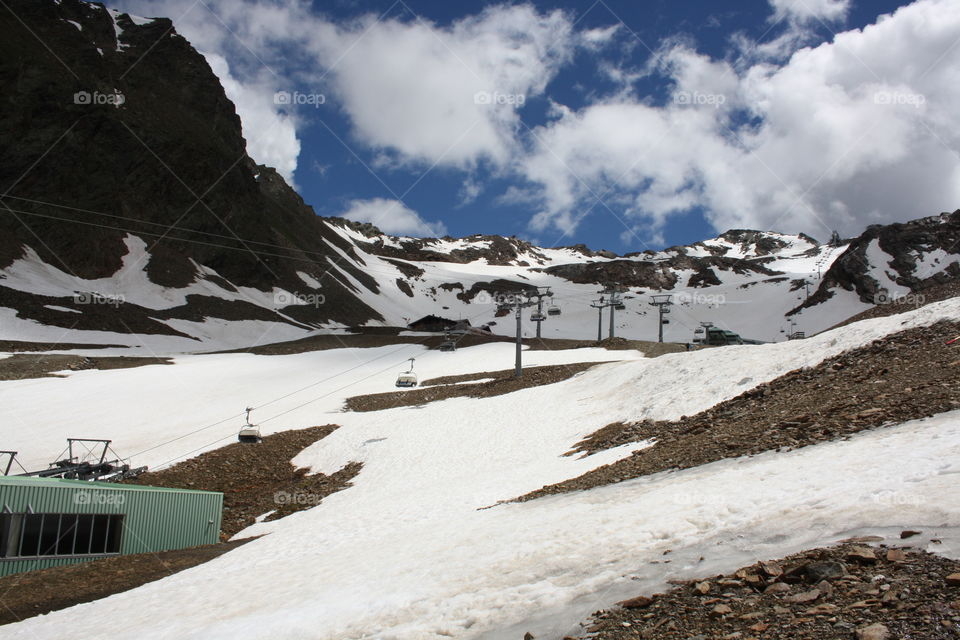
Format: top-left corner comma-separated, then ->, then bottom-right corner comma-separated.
0,451 -> 18,477
648,294 -> 674,343
527,287 -> 553,339
4,439 -> 145,482
592,284 -> 630,340
496,289 -> 547,377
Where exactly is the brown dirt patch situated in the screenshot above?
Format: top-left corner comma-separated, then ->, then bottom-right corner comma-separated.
0,539 -> 252,627
571,542 -> 960,640
0,354 -> 172,381
518,320 -> 960,502
222,330 -> 684,357
127,425 -> 358,539
0,340 -> 126,352
345,361 -> 608,412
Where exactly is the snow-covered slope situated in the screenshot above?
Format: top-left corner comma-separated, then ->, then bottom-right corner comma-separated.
6,209 -> 960,350
3,298 -> 960,640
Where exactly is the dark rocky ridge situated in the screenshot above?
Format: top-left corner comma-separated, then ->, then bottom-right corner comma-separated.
0,0 -> 383,328
797,211 -> 960,315
542,255 -> 782,290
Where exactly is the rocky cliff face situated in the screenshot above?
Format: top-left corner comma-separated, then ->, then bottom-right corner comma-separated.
798,211 -> 960,312
0,0 -> 383,338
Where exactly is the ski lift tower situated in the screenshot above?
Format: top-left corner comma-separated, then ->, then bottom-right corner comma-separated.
590,297 -> 606,342
529,287 -> 553,339
598,283 -> 627,339
649,294 -> 674,343
501,291 -> 539,377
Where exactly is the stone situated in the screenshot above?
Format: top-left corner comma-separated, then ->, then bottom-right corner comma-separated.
619,595 -> 654,609
847,546 -> 878,564
784,588 -> 821,604
856,622 -> 890,640
694,581 -> 712,595
711,604 -> 733,616
523,633 -> 534,640
765,582 -> 791,595
946,573 -> 960,586
900,530 -> 922,538
806,603 -> 839,615
886,549 -> 908,562
759,561 -> 783,577
749,622 -> 769,632
805,562 -> 847,583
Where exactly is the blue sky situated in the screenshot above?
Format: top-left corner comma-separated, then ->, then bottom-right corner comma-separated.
115,0 -> 960,252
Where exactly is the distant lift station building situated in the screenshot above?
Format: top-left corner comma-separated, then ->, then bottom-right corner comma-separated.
0,476 -> 222,577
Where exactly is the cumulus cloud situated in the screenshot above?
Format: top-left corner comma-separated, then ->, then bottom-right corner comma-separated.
341,198 -> 448,237
203,53 -> 300,183
304,4 -> 574,169
115,1 -> 578,178
768,0 -> 850,23
521,0 -> 960,243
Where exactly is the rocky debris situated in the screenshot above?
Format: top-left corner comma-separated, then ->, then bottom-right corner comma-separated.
518,320 -> 960,501
569,544 -> 960,640
126,426 -> 356,539
947,574 -> 960,587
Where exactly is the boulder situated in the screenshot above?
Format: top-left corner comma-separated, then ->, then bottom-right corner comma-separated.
855,623 -> 890,640
804,561 -> 847,583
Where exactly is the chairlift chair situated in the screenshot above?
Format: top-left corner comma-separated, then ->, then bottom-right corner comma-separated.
547,305 -> 561,316
530,311 -> 546,322
395,358 -> 418,387
614,303 -> 626,311
238,407 -> 262,444
439,337 -> 457,352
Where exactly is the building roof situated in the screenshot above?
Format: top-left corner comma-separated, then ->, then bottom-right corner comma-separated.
0,475 -> 220,496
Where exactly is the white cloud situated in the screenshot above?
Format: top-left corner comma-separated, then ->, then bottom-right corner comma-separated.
115,1 -> 579,177
303,5 -> 575,169
340,198 -> 448,237
203,53 -> 300,184
521,0 -> 960,244
768,0 -> 850,23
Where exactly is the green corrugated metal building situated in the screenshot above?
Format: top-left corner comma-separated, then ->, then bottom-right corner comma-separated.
0,476 -> 223,577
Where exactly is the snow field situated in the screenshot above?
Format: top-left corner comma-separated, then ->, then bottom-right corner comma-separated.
2,298 -> 959,639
